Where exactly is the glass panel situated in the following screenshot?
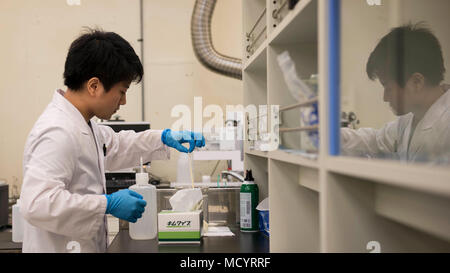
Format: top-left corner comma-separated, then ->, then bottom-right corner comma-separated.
340,0 -> 450,166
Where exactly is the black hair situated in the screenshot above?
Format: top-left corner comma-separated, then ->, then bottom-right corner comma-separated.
366,22 -> 445,87
63,28 -> 143,91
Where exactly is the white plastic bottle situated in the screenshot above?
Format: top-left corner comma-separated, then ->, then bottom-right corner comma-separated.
129,158 -> 157,240
12,199 -> 24,243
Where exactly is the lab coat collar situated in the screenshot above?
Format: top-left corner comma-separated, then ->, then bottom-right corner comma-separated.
416,88 -> 450,131
52,89 -> 91,134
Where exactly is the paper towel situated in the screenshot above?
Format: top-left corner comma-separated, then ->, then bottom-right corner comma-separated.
169,188 -> 203,212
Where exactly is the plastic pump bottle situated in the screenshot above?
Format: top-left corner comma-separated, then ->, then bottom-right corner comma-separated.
240,170 -> 259,232
129,157 -> 157,240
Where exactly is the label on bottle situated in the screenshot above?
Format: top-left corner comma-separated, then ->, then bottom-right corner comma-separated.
240,192 -> 252,229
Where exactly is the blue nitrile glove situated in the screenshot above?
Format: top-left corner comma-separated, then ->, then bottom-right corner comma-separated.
104,189 -> 147,223
161,129 -> 206,153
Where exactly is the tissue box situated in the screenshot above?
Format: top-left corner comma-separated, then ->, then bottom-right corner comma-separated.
158,210 -> 203,244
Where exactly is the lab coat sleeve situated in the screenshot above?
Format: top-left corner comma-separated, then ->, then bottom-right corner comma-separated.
98,125 -> 170,171
341,120 -> 398,158
20,127 -> 107,240
432,120 -> 450,165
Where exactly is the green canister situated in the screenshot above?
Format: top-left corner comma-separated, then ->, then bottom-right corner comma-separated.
240,170 -> 259,232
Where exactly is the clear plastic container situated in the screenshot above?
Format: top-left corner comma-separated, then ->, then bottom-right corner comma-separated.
129,172 -> 158,240
176,153 -> 194,184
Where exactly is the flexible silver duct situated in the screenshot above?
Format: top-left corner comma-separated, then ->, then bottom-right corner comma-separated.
191,0 -> 242,80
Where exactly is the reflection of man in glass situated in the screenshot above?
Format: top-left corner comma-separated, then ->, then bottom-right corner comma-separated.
341,23 -> 450,164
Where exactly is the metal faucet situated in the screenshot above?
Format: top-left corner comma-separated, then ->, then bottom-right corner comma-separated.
221,171 -> 245,182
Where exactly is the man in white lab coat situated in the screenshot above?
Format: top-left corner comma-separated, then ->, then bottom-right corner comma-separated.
20,29 -> 205,252
341,23 -> 450,165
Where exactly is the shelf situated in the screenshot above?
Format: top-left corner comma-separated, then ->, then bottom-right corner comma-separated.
268,0 -> 317,45
242,0 -> 450,253
243,0 -> 267,70
243,63 -> 267,107
243,40 -> 267,72
247,149 -> 319,170
374,183 -> 450,242
269,149 -> 318,168
245,149 -> 269,158
325,156 -> 450,198
269,158 -> 320,252
279,125 -> 319,133
245,6 -> 267,48
323,172 -> 450,252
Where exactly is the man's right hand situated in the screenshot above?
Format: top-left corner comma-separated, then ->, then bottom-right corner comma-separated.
104,189 -> 146,223
161,129 -> 206,153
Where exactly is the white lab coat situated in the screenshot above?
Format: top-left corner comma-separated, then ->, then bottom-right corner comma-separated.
20,89 -> 170,252
341,89 -> 450,164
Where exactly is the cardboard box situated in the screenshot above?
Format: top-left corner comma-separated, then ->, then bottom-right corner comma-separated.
158,210 -> 203,244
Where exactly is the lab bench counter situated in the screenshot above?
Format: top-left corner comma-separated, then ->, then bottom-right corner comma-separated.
107,226 -> 270,253
0,231 -> 22,253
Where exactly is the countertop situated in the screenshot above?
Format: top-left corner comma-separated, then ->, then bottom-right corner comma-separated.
0,226 -> 270,253
0,230 -> 22,253
107,226 -> 270,253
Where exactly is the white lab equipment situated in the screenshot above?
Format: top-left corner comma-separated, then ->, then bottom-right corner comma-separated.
202,111 -> 244,152
202,175 -> 211,183
193,111 -> 244,173
12,199 -> 24,243
176,153 -> 194,184
171,150 -> 244,188
220,112 -> 243,151
129,157 -> 158,240
192,151 -> 243,172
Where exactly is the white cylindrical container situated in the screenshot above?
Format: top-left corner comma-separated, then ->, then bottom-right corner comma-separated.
176,153 -> 193,184
129,172 -> 158,240
12,199 -> 24,243
202,175 -> 211,183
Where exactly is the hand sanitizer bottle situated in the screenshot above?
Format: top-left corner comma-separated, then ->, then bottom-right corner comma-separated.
129,157 -> 157,240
